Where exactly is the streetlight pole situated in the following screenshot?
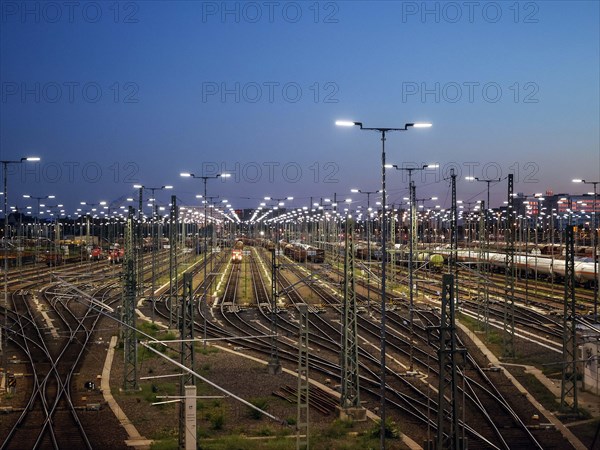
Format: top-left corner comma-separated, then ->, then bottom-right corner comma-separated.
351,189 -> 380,308
42,203 -> 64,265
263,195 -> 293,373
336,120 -> 431,447
133,185 -> 173,322
23,194 -> 55,265
181,173 -> 230,347
1,156 -> 40,388
465,176 -> 501,310
389,163 -> 438,371
573,179 -> 599,322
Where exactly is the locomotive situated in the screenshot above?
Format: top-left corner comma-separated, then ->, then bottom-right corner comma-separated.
232,240 -> 244,263
107,246 -> 125,264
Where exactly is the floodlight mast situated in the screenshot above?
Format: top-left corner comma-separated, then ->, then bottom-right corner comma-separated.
2,156 -> 41,386
180,172 -> 230,347
335,120 -> 431,448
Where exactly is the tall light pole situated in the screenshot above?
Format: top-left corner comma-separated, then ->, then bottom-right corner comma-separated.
351,188 -> 380,308
465,175 -> 502,318
79,201 -> 100,246
389,163 -> 438,371
41,203 -> 64,264
264,196 -> 294,246
133,185 -> 173,322
23,194 -> 55,264
573,178 -> 599,322
1,156 -> 40,388
264,195 -> 293,373
336,120 -> 431,448
465,176 -> 502,220
181,173 -> 230,347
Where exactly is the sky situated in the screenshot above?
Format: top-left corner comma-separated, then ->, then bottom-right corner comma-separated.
1,0 -> 599,216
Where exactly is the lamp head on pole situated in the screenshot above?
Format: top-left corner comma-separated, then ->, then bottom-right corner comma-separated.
335,120 -> 361,127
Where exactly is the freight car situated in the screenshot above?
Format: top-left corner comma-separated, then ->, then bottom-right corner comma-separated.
284,242 -> 325,263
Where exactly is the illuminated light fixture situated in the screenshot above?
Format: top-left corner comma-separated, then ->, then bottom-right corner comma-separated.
335,120 -> 357,127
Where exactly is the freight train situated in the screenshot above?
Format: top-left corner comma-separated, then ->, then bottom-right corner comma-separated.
284,242 -> 325,263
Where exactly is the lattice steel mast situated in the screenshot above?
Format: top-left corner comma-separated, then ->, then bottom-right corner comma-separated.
436,274 -> 465,449
296,303 -> 309,450
341,218 -> 360,410
122,206 -> 138,391
269,248 -> 281,374
560,225 -> 579,412
169,195 -> 178,328
503,174 -> 516,358
179,273 -> 195,449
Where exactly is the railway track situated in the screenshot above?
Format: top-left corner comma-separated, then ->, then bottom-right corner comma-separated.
157,244 -> 570,449
1,275 -> 120,449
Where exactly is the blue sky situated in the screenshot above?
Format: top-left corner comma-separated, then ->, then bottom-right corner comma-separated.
1,0 -> 599,213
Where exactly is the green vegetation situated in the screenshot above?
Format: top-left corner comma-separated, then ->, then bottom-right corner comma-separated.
322,419 -> 355,438
149,437 -> 178,450
368,418 -> 400,439
149,417 -> 381,450
247,397 -> 269,420
515,372 -> 558,410
208,409 -> 226,430
144,382 -> 178,404
197,345 -> 220,356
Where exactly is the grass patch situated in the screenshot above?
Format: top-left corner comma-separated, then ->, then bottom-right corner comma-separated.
369,418 -> 400,439
149,426 -> 178,441
247,397 -> 269,420
116,381 -> 179,406
197,345 -> 220,356
516,372 -> 559,411
322,419 -> 355,438
196,435 -> 295,450
150,437 -> 178,450
208,409 -> 226,430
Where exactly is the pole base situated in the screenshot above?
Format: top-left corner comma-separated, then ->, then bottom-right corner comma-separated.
337,406 -> 367,422
267,359 -> 281,375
